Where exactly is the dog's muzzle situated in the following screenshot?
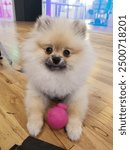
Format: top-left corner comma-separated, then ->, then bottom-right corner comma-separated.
45,56 -> 66,71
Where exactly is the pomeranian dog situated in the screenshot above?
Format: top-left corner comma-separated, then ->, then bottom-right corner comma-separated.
22,16 -> 94,141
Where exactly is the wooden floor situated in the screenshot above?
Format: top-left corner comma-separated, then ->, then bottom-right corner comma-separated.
0,22 -> 113,150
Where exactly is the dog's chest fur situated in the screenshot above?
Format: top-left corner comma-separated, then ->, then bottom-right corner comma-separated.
30,66 -> 85,99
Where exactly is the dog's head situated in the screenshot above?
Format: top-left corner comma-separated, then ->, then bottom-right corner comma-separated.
23,16 -> 88,72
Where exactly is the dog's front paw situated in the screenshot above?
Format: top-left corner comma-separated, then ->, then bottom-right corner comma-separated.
66,118 -> 82,141
27,118 -> 43,136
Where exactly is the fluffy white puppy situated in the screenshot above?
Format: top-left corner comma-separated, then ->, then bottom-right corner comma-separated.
22,16 -> 94,141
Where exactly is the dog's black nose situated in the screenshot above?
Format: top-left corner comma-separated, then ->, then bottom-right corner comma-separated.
52,56 -> 61,65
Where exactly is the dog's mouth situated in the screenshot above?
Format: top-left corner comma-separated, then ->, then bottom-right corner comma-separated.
45,63 -> 66,71
45,59 -> 67,71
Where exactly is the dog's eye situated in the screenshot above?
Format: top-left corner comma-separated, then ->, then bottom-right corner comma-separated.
63,49 -> 70,57
45,47 -> 53,54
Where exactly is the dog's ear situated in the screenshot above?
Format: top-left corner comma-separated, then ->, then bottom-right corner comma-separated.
35,16 -> 53,31
72,20 -> 87,38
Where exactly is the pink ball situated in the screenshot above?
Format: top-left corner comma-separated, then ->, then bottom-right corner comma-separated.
46,103 -> 68,129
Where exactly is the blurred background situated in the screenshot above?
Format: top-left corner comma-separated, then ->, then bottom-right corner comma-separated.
0,0 -> 113,30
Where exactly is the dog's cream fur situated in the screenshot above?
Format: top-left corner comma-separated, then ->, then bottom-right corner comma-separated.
22,16 -> 94,141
